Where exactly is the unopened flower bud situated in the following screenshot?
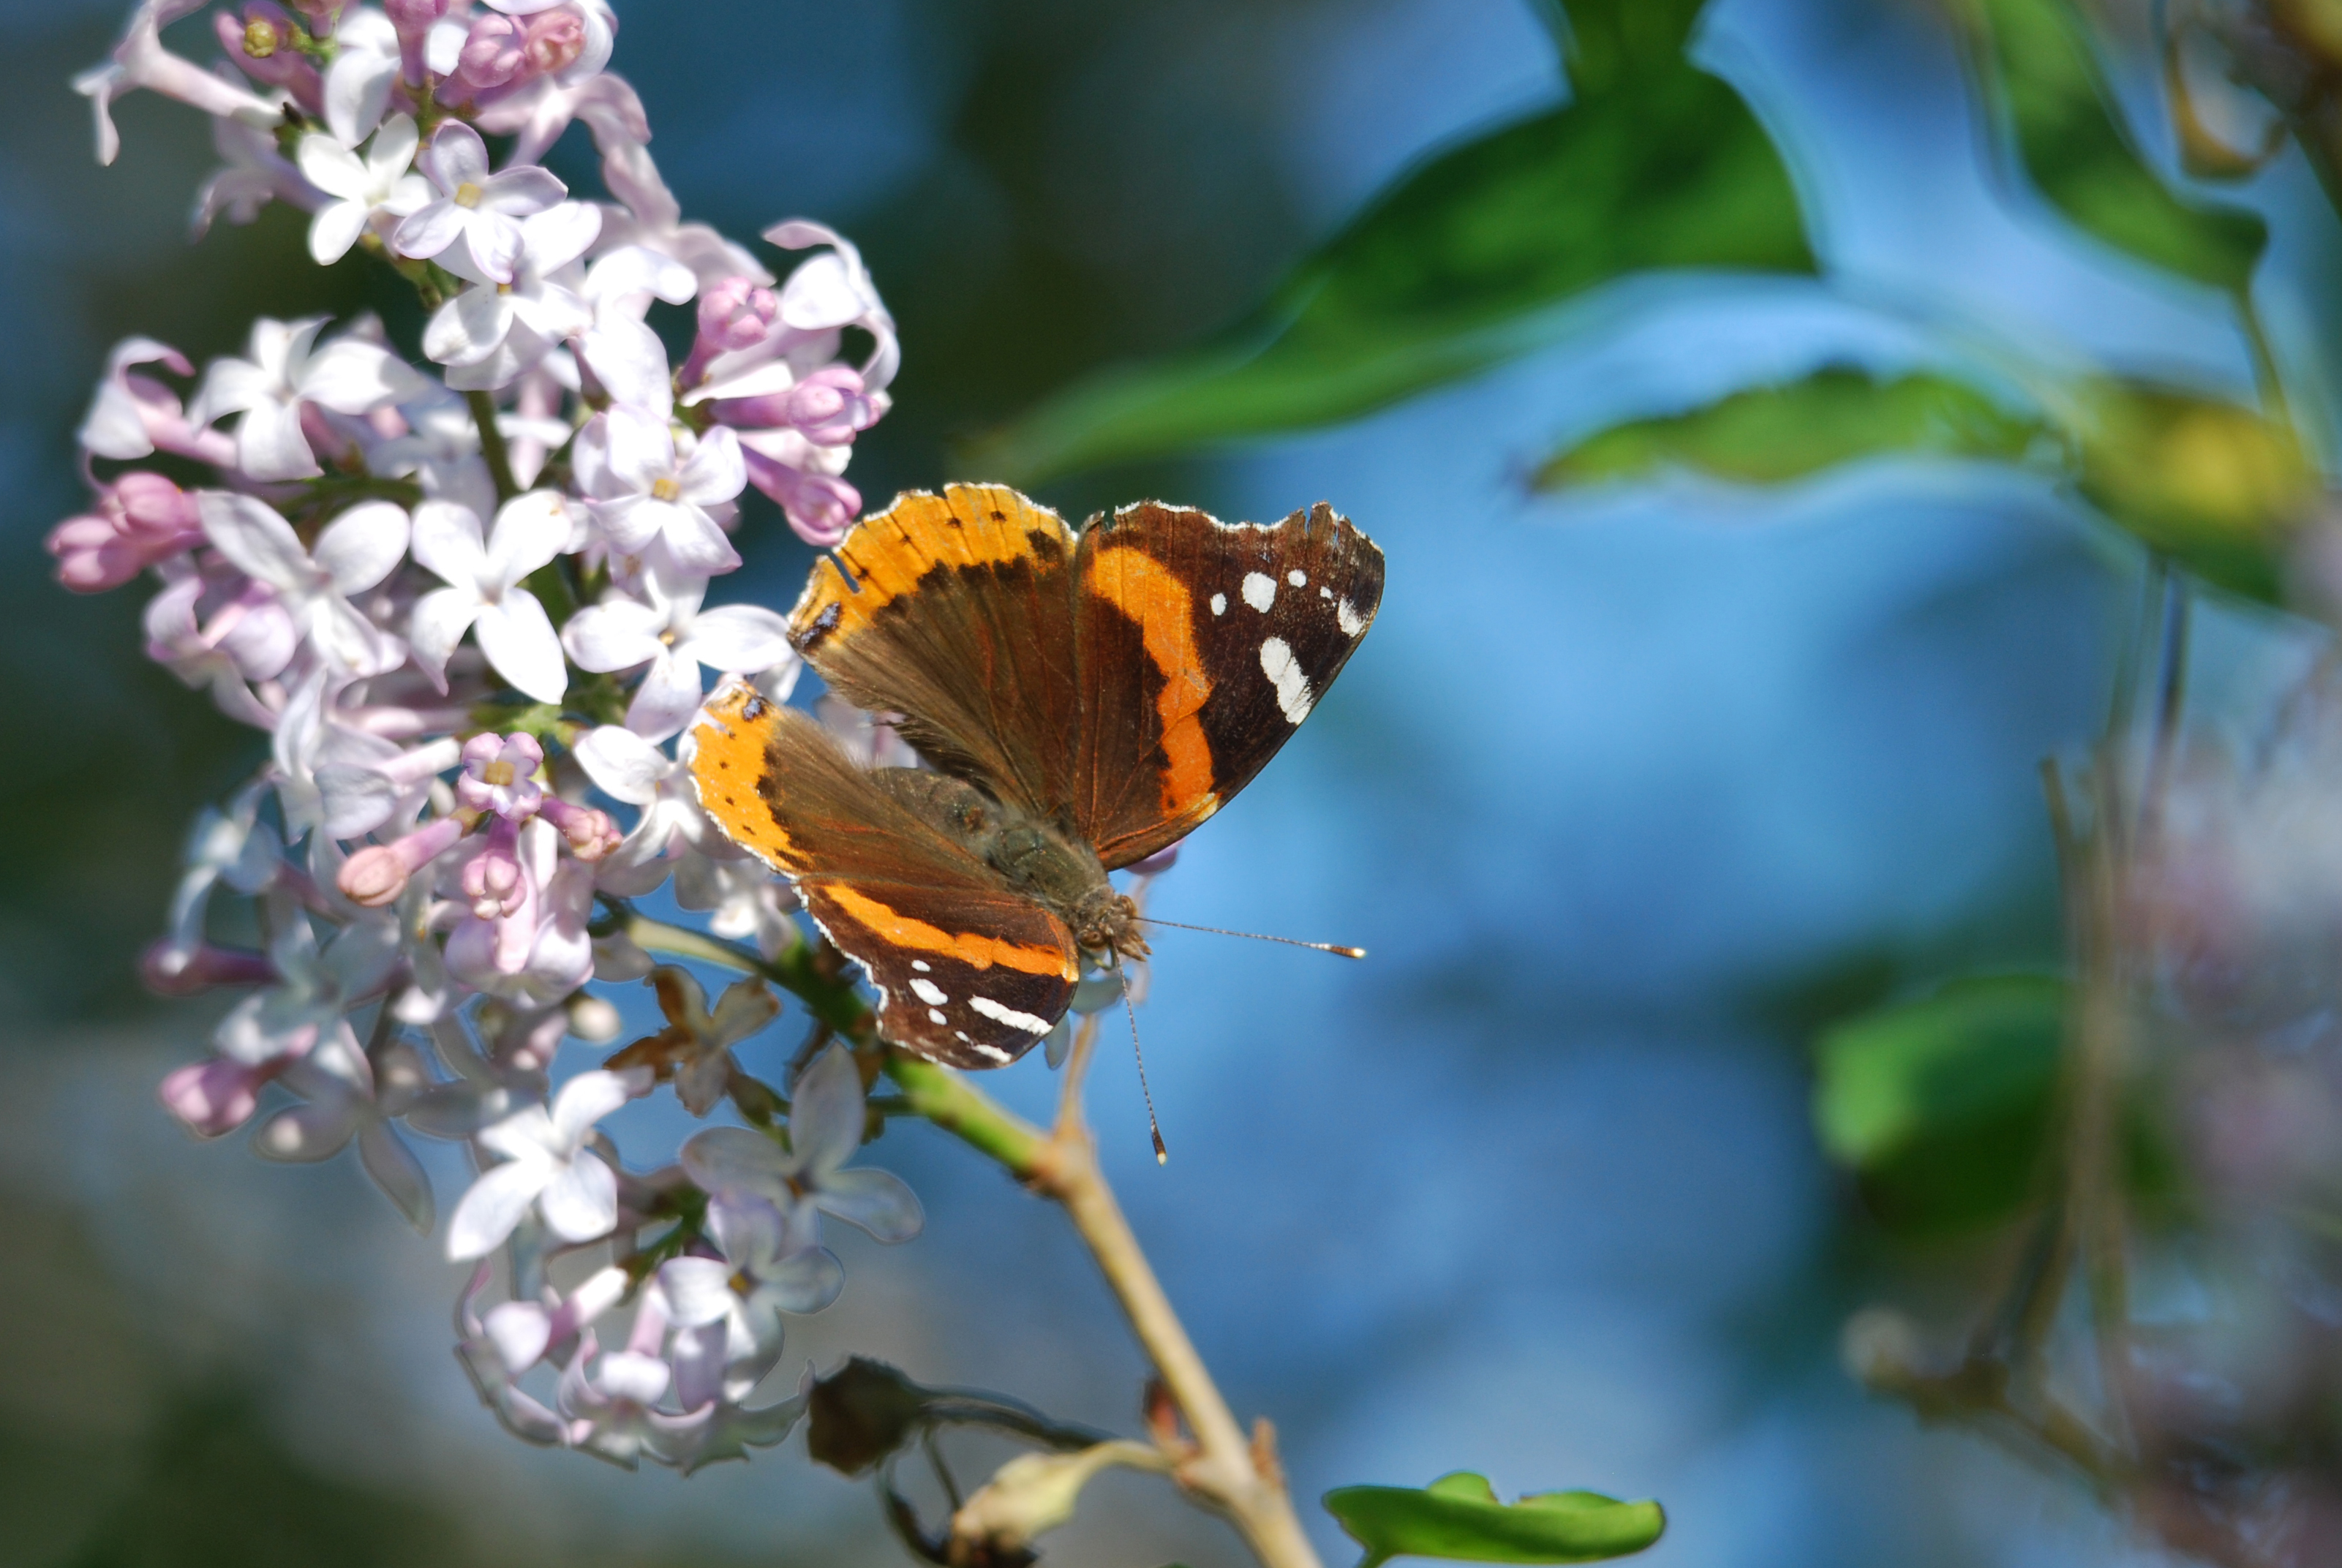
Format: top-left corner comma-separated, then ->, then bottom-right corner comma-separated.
337,815 -> 467,907
539,797 -> 622,862
141,939 -> 276,996
698,276 -> 779,352
383,0 -> 448,28
523,7 -> 587,75
243,16 -> 280,55
949,1442 -> 1162,1561
456,12 -> 526,89
568,994 -> 622,1043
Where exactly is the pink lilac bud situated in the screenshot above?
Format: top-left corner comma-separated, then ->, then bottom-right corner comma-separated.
453,12 -> 526,92
48,473 -> 204,592
339,815 -> 467,907
458,733 -> 546,819
712,369 -> 878,445
160,1055 -> 284,1137
523,7 -> 587,76
141,938 -> 276,996
538,797 -> 622,862
384,0 -> 448,27
740,449 -> 859,546
463,816 -> 527,919
220,3 -> 323,105
699,277 -> 779,351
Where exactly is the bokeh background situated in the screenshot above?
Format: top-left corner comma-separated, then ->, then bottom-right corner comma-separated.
3,0 -> 2330,1564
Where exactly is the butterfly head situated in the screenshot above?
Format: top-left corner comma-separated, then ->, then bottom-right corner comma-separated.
1072,886 -> 1151,964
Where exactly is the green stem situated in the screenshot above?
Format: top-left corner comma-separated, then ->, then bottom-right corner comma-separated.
467,389 -> 520,504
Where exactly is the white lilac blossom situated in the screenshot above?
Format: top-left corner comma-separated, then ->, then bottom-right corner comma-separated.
409,491 -> 573,704
393,118 -> 567,283
679,1044 -> 924,1246
562,575 -> 794,741
189,315 -> 430,480
298,112 -> 432,264
446,1066 -> 643,1258
57,0 -> 908,1471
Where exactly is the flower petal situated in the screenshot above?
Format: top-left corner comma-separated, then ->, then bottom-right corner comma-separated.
312,500 -> 411,595
539,1153 -> 618,1243
573,725 -> 671,805
562,596 -> 666,671
408,586 -> 480,685
623,648 -> 703,742
789,1042 -> 865,1177
679,605 -> 793,675
474,592 -> 569,705
410,499 -> 490,589
679,1124 -> 792,1202
197,491 -> 314,591
550,1068 -> 639,1146
677,425 -> 745,505
485,490 -> 573,586
295,134 -> 369,200
815,1168 -> 923,1244
519,201 -> 603,274
301,337 -> 431,412
236,398 -> 321,481
447,1158 -> 551,1259
754,1245 -> 845,1314
421,119 -> 490,194
307,200 -> 372,265
391,199 -> 464,261
658,1257 -> 741,1330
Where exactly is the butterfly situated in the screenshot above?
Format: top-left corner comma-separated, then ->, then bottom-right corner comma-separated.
690,482 -> 1383,1070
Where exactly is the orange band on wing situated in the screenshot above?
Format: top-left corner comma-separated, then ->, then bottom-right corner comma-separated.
690,685 -> 805,870
792,485 -> 1077,650
819,883 -> 1077,979
1082,544 -> 1216,817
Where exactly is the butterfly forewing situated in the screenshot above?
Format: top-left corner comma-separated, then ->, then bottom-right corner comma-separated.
691,688 -> 1080,1068
788,485 -> 1083,823
1072,500 -> 1384,868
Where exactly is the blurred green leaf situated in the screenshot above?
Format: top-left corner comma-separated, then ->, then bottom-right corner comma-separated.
1532,363 -> 2308,600
971,0 -> 1814,482
1324,1472 -> 1665,1568
1813,974 -> 2065,1233
1532,366 -> 2044,488
805,1357 -> 929,1476
1955,0 -> 2265,292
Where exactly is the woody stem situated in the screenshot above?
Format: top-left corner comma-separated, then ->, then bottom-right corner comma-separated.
613,908 -> 1322,1568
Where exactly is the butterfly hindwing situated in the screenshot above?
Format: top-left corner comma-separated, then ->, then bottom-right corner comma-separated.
1072,500 -> 1384,868
691,687 -> 1080,1068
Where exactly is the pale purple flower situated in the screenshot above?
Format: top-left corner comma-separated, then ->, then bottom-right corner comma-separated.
214,908 -> 400,1066
74,0 -> 282,167
456,1264 -> 575,1446
738,431 -> 862,546
216,4 -> 320,107
678,855 -> 799,960
562,576 -> 791,740
660,1197 -> 839,1401
679,1044 -> 922,1244
574,408 -> 744,575
444,817 -> 596,1003
612,967 -> 780,1118
573,723 -> 727,896
477,0 -> 613,88
557,1327 -> 672,1468
197,492 -> 410,676
685,221 -> 898,405
252,1030 -> 436,1231
576,246 -> 697,416
160,1054 -> 285,1137
392,119 -> 567,283
156,782 -> 282,965
312,734 -> 464,844
445,1066 -> 644,1259
366,388 -> 502,518
459,732 -> 546,818
193,104 -> 319,240
410,492 -> 573,704
78,337 -> 234,466
298,113 -> 432,264
652,1362 -> 812,1474
142,560 -> 290,728
48,472 -> 203,593
189,316 -> 430,480
471,1263 -> 628,1382
582,102 -> 767,286
422,203 -> 602,390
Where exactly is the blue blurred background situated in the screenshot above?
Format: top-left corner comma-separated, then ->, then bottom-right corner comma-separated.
2,0 -> 2326,1564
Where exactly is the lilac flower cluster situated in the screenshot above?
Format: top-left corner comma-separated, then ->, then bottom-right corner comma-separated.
56,0 -> 913,1471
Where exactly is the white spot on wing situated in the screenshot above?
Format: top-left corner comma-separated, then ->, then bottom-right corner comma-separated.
1319,586 -> 1332,598
1240,571 -> 1276,612
911,960 -> 931,973
910,978 -> 948,1006
1210,592 -> 1227,617
1288,568 -> 1307,587
1259,636 -> 1314,723
1336,598 -> 1364,637
970,995 -> 1053,1035
928,1008 -> 947,1024
973,1042 -> 1014,1063
955,1030 -> 971,1042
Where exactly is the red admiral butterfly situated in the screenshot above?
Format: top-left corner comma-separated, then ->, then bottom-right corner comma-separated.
691,483 -> 1383,1071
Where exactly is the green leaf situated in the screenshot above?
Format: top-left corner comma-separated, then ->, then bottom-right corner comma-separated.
1958,0 -> 2265,293
969,0 -> 1814,483
1324,1471 -> 1666,1567
804,1357 -> 930,1476
1812,974 -> 2065,1233
1532,366 -> 2046,489
1531,364 -> 2309,601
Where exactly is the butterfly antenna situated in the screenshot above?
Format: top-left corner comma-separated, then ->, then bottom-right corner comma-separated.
1115,954 -> 1168,1164
1135,916 -> 1366,960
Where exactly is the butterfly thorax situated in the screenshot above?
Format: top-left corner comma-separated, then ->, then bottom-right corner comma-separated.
876,769 -> 1151,962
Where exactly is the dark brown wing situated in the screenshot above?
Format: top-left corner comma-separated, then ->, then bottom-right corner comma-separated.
788,484 -> 1082,823
1072,500 -> 1383,868
690,685 -> 1079,1068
